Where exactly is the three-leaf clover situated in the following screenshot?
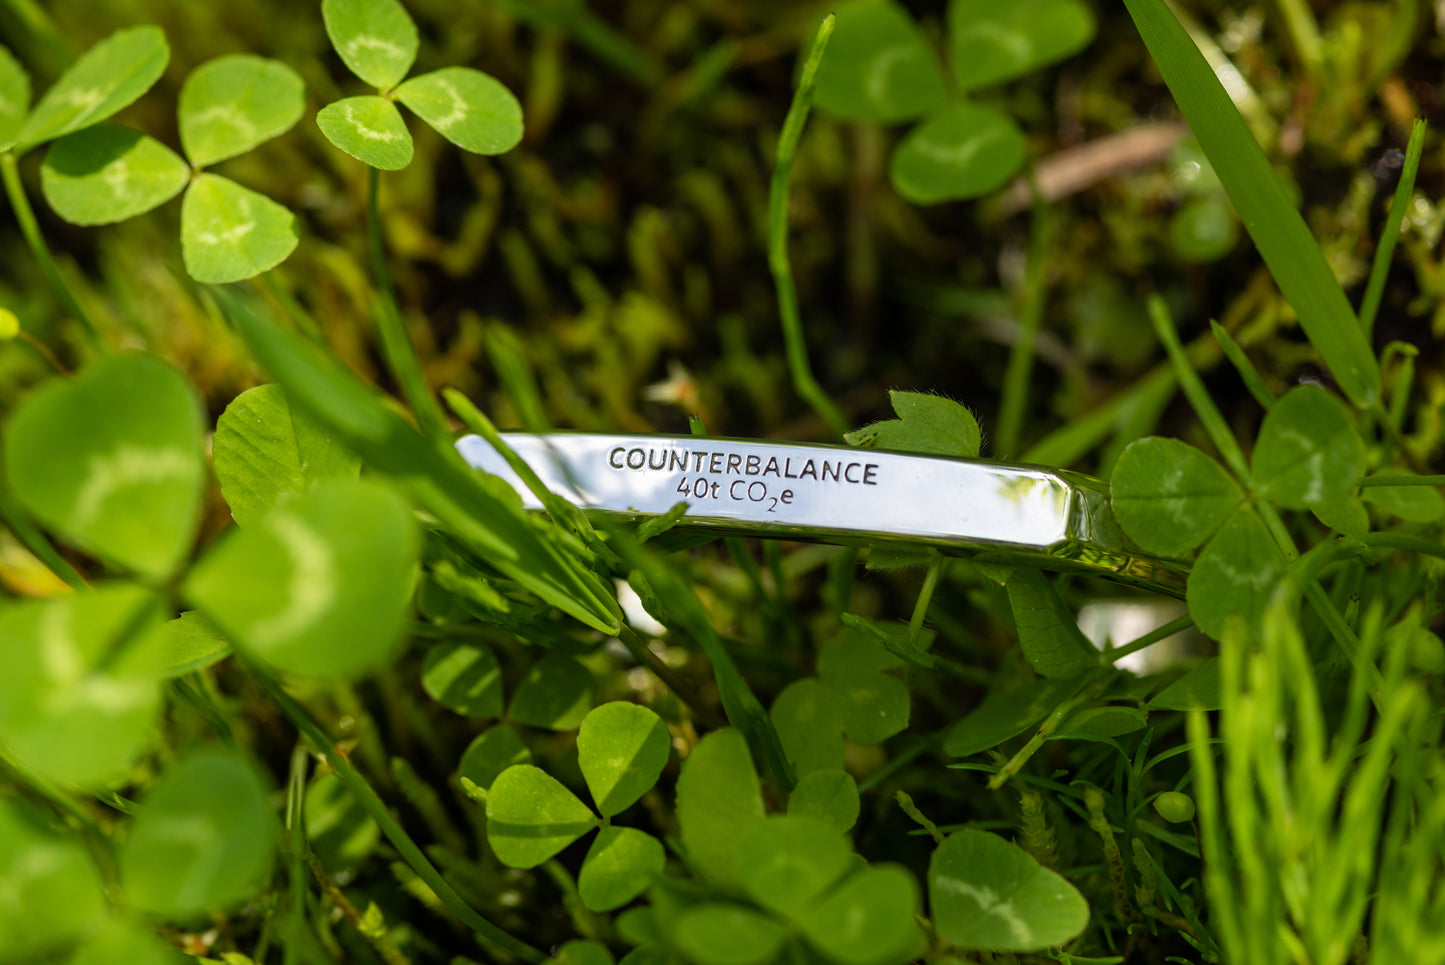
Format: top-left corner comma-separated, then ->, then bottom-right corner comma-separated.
486,701 -> 670,912
37,53 -> 306,282
317,0 -> 523,170
813,0 -> 1095,203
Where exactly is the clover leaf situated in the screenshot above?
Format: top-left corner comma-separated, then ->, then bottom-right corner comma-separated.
1186,506 -> 1288,639
16,26 -> 168,151
458,724 -> 531,790
119,751 -> 277,918
812,0 -> 946,124
508,654 -> 597,730
486,764 -> 600,868
888,103 -> 1026,204
0,45 -> 30,151
929,829 -> 1088,950
675,728 -> 765,887
1112,436 -> 1243,557
318,0 -> 522,168
422,641 -> 505,718
0,585 -> 164,788
579,826 -> 667,912
4,352 -> 205,578
787,769 -> 861,832
184,479 -> 421,680
37,52 -> 305,282
1251,386 -> 1366,510
798,864 -> 923,965
578,701 -> 671,817
946,0 -> 1096,92
737,815 -> 854,919
0,800 -> 106,960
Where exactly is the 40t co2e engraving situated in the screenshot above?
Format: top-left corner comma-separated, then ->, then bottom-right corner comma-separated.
456,433 -> 1186,596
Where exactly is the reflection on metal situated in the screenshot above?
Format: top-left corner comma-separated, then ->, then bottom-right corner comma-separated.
456,432 -> 1188,596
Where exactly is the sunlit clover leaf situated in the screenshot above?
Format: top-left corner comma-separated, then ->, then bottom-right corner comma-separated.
459,724 -> 531,790
553,940 -> 616,965
788,769 -> 861,833
4,352 -> 205,579
179,54 -> 305,168
845,390 -> 981,457
1186,506 -> 1287,640
119,751 -> 277,918
422,641 -> 504,717
397,67 -> 523,155
0,44 -> 31,151
40,125 -> 189,225
579,826 -> 666,912
1005,569 -> 1097,679
674,904 -> 788,965
117,610 -> 231,679
0,800 -> 106,961
317,95 -> 413,169
771,677 -> 847,776
1251,386 -> 1366,510
1112,436 -> 1243,557
929,829 -> 1088,950
182,172 -> 300,283
889,102 -> 1026,204
486,764 -> 600,868
813,0 -> 947,124
675,728 -> 765,886
212,383 -> 361,527
946,0 -> 1096,91
0,586 -> 165,788
323,0 -> 418,90
509,653 -> 597,730
183,479 -> 421,680
799,864 -> 923,965
578,701 -> 671,817
16,26 -> 168,151
737,815 -> 853,919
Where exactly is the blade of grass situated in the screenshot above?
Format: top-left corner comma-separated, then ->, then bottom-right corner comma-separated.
995,176 -> 1051,457
1209,319 -> 1275,410
1359,118 -> 1427,338
1121,0 -> 1381,407
769,15 -> 847,439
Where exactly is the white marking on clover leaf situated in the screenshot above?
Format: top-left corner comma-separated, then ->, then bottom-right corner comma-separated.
61,86 -> 105,110
425,79 -> 467,131
963,23 -> 1033,62
247,513 -> 336,646
65,675 -> 151,713
101,162 -> 134,200
345,35 -> 406,63
195,221 -> 256,247
342,103 -> 403,142
864,46 -> 912,107
912,126 -> 1008,166
189,105 -> 258,142
39,601 -> 82,686
73,446 -> 196,527
935,878 -> 1032,945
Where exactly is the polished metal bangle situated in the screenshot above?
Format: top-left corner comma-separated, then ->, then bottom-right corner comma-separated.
456,432 -> 1187,596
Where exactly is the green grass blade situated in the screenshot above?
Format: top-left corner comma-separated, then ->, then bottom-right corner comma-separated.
1359,118 -> 1426,338
1121,0 -> 1381,408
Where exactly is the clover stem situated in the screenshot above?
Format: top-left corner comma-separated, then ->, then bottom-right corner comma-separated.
1,152 -> 101,349
365,166 -> 447,440
248,659 -> 546,963
907,556 -> 945,647
768,15 -> 847,439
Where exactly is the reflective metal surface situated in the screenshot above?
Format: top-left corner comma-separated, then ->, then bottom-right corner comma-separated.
455,432 -> 1187,596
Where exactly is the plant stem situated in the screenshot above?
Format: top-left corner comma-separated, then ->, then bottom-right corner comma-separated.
247,660 -> 545,963
907,556 -> 944,646
1,152 -> 101,348
988,672 -> 1107,790
768,16 -> 847,439
995,174 -> 1051,456
1104,613 -> 1195,664
1360,118 -> 1427,338
366,166 -> 446,440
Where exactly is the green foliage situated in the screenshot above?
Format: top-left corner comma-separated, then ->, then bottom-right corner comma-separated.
178,54 -> 305,167
0,800 -> 106,959
814,0 -> 1094,202
509,653 -> 597,729
486,763 -> 600,868
184,479 -> 421,680
212,383 -> 361,528
1251,386 -> 1366,510
317,0 -> 521,168
16,26 -> 168,150
1112,437 -> 1243,557
181,173 -> 300,283
787,769 -> 860,832
39,125 -> 189,224
675,728 -> 765,886
119,750 -> 277,918
844,390 -> 981,457
5,353 -> 204,578
422,641 -> 504,717
0,45 -> 29,150
929,829 -> 1089,950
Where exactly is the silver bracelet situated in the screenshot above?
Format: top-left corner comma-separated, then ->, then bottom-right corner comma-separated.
456,432 -> 1186,596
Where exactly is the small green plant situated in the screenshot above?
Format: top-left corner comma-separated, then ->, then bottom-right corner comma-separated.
811,0 -> 1094,203
1,1 -> 1443,964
